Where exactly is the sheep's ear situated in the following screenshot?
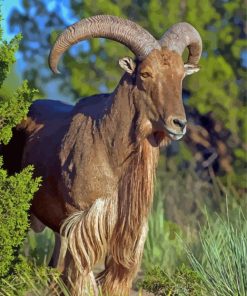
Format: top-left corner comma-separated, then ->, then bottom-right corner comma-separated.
184,63 -> 200,76
119,57 -> 136,74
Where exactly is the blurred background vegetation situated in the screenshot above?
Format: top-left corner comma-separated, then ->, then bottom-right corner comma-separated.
0,0 -> 246,295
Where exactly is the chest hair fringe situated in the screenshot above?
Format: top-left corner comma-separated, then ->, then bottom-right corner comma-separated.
60,140 -> 158,293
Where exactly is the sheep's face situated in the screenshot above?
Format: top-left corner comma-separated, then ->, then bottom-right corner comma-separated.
119,48 -> 200,146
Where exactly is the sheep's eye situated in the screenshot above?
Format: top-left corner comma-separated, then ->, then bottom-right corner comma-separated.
140,72 -> 152,78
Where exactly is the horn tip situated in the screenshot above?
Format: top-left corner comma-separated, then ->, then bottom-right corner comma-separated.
49,62 -> 61,74
53,68 -> 61,74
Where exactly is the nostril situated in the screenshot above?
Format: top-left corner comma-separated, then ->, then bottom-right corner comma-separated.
173,118 -> 187,130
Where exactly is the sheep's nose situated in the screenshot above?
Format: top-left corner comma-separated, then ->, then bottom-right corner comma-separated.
172,118 -> 187,131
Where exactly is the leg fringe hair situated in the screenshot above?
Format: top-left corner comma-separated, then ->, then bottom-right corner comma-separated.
60,197 -> 118,295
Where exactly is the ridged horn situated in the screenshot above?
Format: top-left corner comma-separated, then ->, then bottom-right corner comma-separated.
159,22 -> 202,65
49,15 -> 161,73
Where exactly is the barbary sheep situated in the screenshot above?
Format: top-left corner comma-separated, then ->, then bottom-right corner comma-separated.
4,15 -> 202,296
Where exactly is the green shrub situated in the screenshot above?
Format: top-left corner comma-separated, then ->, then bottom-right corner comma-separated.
0,164 -> 40,280
0,14 -> 38,144
0,10 -> 41,290
139,265 -> 205,296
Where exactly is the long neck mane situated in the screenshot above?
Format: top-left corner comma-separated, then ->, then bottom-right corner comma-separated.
98,75 -> 159,268
111,138 -> 159,268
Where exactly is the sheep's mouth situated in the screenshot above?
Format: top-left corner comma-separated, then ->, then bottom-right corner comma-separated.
148,129 -> 184,147
164,125 -> 186,141
167,130 -> 184,141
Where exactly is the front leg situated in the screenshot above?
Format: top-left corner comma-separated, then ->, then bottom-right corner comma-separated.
98,223 -> 148,296
97,256 -> 140,296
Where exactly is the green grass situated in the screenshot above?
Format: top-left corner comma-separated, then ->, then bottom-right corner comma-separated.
142,168 -> 215,273
186,203 -> 247,296
140,198 -> 247,296
22,228 -> 54,266
0,265 -> 70,296
142,186 -> 188,273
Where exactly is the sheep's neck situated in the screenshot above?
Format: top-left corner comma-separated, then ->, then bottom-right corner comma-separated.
102,76 -> 160,266
101,76 -> 142,171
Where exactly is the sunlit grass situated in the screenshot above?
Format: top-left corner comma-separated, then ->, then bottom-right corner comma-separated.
142,185 -> 188,273
0,266 -> 106,296
140,199 -> 247,295
186,203 -> 247,296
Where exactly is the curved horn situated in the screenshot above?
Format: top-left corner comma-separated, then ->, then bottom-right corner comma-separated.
49,15 -> 161,73
159,22 -> 202,65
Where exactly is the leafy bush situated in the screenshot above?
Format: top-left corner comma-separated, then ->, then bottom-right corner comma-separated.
0,164 -> 40,279
0,15 -> 37,144
0,10 -> 41,289
139,265 -> 205,296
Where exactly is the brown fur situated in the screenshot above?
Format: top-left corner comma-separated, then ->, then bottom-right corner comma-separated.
4,48 -> 191,295
100,140 -> 159,295
60,139 -> 158,295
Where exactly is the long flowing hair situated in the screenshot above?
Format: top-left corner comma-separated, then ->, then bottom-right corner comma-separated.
110,139 -> 159,268
60,139 -> 159,295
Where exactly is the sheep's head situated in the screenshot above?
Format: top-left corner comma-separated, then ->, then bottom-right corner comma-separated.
49,15 -> 202,146
119,47 -> 200,146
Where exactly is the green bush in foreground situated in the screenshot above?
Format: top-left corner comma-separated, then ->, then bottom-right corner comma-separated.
0,164 -> 40,280
139,265 -> 204,296
0,11 -> 41,290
